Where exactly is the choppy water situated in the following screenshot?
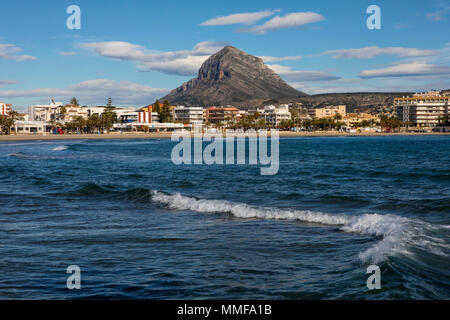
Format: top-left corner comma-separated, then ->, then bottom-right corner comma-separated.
0,136 -> 449,299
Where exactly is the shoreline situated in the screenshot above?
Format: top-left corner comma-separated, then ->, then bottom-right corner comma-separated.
0,131 -> 449,141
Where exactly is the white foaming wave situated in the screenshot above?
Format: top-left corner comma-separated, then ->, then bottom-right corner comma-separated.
52,145 -> 68,151
151,190 -> 349,225
150,190 -> 449,264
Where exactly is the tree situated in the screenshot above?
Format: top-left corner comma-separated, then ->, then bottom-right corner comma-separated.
153,100 -> 161,114
256,119 -> 266,130
0,115 -> 8,134
70,97 -> 79,106
100,98 -> 117,132
438,114 -> 449,126
74,116 -> 86,134
2,111 -> 19,135
159,100 -> 173,123
101,111 -> 115,133
87,114 -> 101,133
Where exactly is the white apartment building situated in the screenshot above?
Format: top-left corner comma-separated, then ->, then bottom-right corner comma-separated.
64,105 -> 88,122
28,100 -> 63,122
115,108 -> 138,124
0,102 -> 12,116
85,106 -> 105,117
173,106 -> 204,125
14,120 -> 47,134
263,104 -> 292,127
395,91 -> 449,127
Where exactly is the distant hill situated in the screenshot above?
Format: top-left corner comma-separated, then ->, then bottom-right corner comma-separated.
162,46 -> 307,107
297,92 -> 413,112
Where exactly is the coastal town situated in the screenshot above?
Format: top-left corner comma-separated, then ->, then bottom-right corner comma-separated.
0,90 -> 449,136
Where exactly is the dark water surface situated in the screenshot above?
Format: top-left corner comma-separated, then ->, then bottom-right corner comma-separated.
0,136 -> 449,299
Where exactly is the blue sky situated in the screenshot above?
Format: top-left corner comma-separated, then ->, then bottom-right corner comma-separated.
1,0 -> 449,110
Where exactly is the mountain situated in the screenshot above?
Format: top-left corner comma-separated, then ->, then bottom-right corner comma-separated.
162,46 -> 307,107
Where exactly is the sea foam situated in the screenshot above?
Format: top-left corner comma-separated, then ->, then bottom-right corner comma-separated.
52,145 -> 68,151
150,190 -> 449,264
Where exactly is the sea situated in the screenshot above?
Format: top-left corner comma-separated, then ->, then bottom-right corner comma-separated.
0,135 -> 449,299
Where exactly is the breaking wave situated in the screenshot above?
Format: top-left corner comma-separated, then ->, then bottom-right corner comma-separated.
150,190 -> 449,265
52,145 -> 68,151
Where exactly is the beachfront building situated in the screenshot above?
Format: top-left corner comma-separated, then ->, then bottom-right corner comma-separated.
342,112 -> 380,126
173,106 -> 203,125
395,91 -> 449,127
28,100 -> 63,122
63,104 -> 89,122
86,106 -> 105,117
309,105 -> 347,119
263,104 -> 291,127
137,110 -> 159,124
115,108 -> 139,125
205,106 -> 240,125
14,120 -> 47,134
0,102 -> 12,116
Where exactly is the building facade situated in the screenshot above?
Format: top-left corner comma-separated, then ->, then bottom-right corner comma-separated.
28,101 -> 63,122
395,91 -> 449,127
137,110 -> 159,124
309,105 -> 347,119
174,106 -> 203,125
205,107 -> 240,124
263,104 -> 291,127
0,102 -> 12,116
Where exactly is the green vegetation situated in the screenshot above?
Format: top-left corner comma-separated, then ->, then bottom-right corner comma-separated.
159,100 -> 173,123
438,115 -> 449,126
70,97 -> 79,106
0,111 -> 20,135
153,100 -> 161,114
379,115 -> 402,132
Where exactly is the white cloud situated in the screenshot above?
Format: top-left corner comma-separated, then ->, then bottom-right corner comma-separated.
259,55 -> 301,63
80,41 -> 228,76
200,10 -> 276,26
268,64 -> 340,82
359,62 -> 450,78
323,46 -> 436,59
0,79 -> 169,106
0,43 -> 36,61
426,7 -> 450,21
246,12 -> 325,34
0,80 -> 17,87
60,51 -> 76,56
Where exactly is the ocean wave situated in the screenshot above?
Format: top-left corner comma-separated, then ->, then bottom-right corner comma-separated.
8,152 -> 67,160
8,152 -> 38,160
150,190 -> 449,264
52,145 -> 68,151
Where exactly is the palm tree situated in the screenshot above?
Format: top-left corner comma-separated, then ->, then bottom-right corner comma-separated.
6,111 -> 19,134
0,115 -> 7,134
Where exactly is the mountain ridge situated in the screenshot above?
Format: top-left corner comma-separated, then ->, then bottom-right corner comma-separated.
162,46 -> 307,107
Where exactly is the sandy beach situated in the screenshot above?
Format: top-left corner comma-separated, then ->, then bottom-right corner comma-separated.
0,131 -> 449,141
